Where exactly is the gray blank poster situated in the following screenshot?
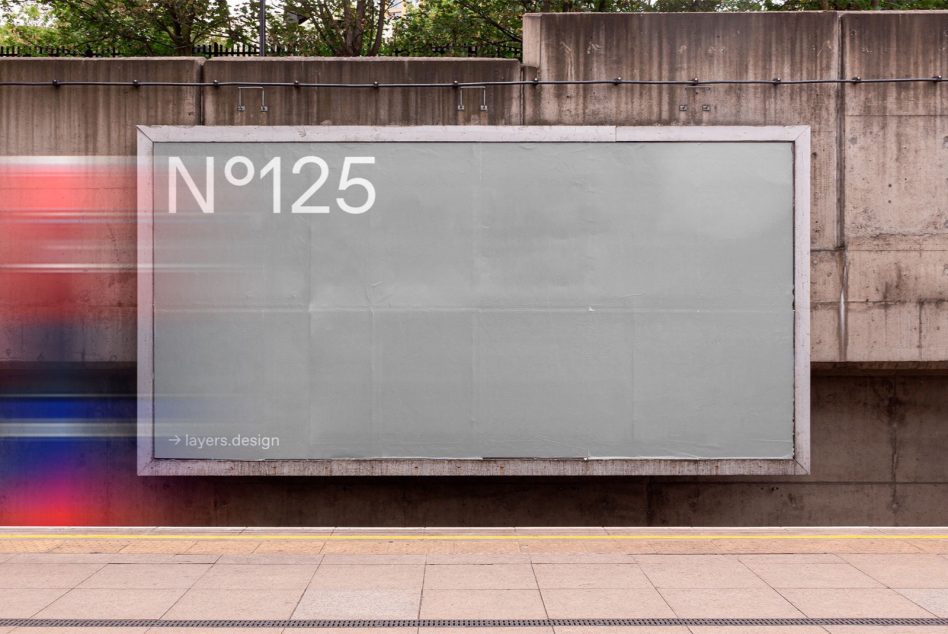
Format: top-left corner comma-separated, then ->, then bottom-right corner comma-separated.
151,141 -> 795,460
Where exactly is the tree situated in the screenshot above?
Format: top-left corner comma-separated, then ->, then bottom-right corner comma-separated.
0,0 -> 247,54
386,0 -> 750,55
386,0 -> 947,56
764,0 -> 946,8
0,1 -> 73,47
242,0 -> 396,56
387,0 -> 524,54
4,0 -> 947,56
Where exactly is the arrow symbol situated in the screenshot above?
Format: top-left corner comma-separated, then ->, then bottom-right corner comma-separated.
170,435 -> 181,445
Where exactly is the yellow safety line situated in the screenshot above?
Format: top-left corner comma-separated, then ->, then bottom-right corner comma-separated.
0,533 -> 945,541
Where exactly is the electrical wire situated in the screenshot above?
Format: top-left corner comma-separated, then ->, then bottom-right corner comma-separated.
0,75 -> 943,88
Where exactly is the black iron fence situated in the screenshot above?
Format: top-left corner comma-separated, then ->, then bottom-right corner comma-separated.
0,43 -> 522,59
0,45 -> 123,57
387,44 -> 522,58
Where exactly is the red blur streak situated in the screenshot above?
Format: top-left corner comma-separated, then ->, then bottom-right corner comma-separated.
0,161 -> 137,323
16,479 -> 91,526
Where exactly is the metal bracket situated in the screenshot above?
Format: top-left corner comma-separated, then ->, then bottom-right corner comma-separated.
457,86 -> 488,112
237,86 -> 268,113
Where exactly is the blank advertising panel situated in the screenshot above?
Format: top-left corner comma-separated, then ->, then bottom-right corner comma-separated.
137,126 -> 810,476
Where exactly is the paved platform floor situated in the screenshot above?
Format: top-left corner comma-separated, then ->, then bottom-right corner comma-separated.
0,528 -> 946,633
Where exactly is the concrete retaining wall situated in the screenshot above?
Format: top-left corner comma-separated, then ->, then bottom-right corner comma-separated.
0,10 -> 946,525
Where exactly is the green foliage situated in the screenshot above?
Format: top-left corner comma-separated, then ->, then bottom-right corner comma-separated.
236,0 -> 392,56
2,0 -> 947,57
386,0 -> 727,53
387,0 -> 524,53
0,1 -> 73,47
0,0 -> 248,54
765,0 -> 946,8
386,0 -> 947,54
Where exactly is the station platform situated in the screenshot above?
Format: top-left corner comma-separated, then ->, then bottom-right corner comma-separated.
0,527 -> 945,633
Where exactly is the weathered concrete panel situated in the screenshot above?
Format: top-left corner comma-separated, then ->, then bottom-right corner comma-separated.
919,301 -> 948,359
811,305 -> 841,362
844,116 -> 948,242
812,251 -> 845,304
0,58 -> 202,155
846,301 -> 922,362
647,482 -> 897,526
842,12 -> 948,117
846,250 -> 948,304
806,375 -> 895,483
811,251 -> 844,361
842,276 -> 948,364
522,12 -> 841,252
890,376 -> 948,483
811,250 -> 843,358
202,58 -> 522,126
842,13 -> 948,363
895,484 -> 948,526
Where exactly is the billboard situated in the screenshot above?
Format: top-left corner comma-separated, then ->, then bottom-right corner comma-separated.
137,126 -> 809,476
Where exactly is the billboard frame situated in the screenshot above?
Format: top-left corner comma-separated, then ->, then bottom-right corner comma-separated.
137,125 -> 810,476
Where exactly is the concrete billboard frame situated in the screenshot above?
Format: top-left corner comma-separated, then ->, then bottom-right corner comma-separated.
137,125 -> 810,477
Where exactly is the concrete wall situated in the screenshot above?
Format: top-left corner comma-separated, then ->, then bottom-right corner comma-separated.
842,14 -> 948,362
0,11 -> 947,525
523,11 -> 948,364
203,57 -> 522,125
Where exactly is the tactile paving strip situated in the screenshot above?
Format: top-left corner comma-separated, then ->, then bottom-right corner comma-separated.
0,618 -> 946,628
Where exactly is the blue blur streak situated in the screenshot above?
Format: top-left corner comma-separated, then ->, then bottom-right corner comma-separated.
0,396 -> 136,420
